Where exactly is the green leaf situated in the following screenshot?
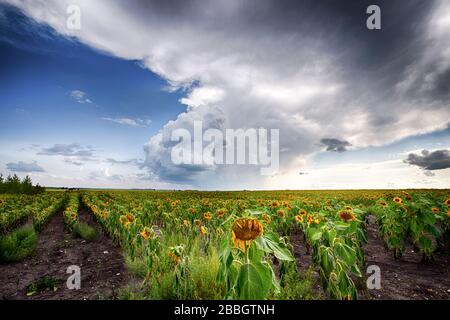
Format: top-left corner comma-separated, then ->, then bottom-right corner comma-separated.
236,263 -> 270,299
263,234 -> 294,261
334,242 -> 356,266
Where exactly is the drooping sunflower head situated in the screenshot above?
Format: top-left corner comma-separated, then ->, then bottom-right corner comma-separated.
231,218 -> 263,251
432,207 -> 439,213
339,211 -> 356,222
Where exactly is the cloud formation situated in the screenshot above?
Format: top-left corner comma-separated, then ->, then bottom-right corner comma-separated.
37,143 -> 95,158
101,117 -> 151,127
320,138 -> 352,153
70,90 -> 92,104
6,160 -> 45,172
404,149 -> 450,171
5,0 -> 450,188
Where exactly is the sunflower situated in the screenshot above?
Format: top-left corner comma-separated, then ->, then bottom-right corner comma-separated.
393,197 -> 402,204
203,212 -> 212,220
299,209 -> 307,215
339,211 -> 356,222
277,209 -> 285,217
126,213 -> 135,224
140,226 -> 153,240
183,219 -> 190,227
119,215 -> 130,227
262,214 -> 271,224
432,207 -> 439,213
270,201 -> 279,208
379,201 -> 387,207
445,198 -> 450,206
314,218 -> 320,225
216,227 -> 224,236
168,252 -> 181,264
447,210 -> 450,218
307,214 -> 314,224
345,206 -> 353,211
200,226 -> 207,236
231,218 -> 263,251
216,208 -> 227,217
194,219 -> 202,227
188,208 -> 196,214
295,215 -> 304,223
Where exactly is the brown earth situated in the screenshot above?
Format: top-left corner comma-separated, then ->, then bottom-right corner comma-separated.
362,215 -> 450,300
289,217 -> 450,300
0,207 -> 128,300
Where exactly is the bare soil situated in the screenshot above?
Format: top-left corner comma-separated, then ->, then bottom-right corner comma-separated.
362,215 -> 450,300
0,207 -> 128,300
289,218 -> 450,300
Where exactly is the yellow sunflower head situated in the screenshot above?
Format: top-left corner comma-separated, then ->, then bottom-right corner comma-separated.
295,215 -> 304,223
432,207 -> 439,213
216,208 -> 227,217
393,197 -> 402,204
140,226 -> 153,240
203,212 -> 212,220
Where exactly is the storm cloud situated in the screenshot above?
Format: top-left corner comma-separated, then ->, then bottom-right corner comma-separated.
404,149 -> 450,171
320,138 -> 352,153
5,0 -> 450,188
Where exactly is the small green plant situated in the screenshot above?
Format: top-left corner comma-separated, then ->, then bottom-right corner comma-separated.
0,225 -> 37,262
72,222 -> 98,241
26,276 -> 61,296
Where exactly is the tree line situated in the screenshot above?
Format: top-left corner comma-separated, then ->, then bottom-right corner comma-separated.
0,174 -> 44,195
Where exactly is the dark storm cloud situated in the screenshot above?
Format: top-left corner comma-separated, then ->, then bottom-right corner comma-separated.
320,138 -> 351,152
38,143 -> 95,158
6,161 -> 44,172
404,150 -> 450,170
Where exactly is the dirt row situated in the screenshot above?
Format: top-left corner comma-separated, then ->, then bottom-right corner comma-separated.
1,206 -> 449,300
0,207 -> 127,300
290,216 -> 450,300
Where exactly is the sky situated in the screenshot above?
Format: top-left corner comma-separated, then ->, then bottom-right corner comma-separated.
0,0 -> 449,190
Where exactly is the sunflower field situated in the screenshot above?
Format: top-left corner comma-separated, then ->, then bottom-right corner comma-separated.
77,189 -> 450,300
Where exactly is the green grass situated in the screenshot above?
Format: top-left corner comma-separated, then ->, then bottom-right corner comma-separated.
72,222 -> 98,241
0,225 -> 37,262
26,276 -> 62,296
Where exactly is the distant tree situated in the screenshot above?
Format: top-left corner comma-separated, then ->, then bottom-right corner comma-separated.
0,173 -> 44,195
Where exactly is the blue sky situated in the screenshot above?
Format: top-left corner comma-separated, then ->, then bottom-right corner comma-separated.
1,1 -> 449,189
